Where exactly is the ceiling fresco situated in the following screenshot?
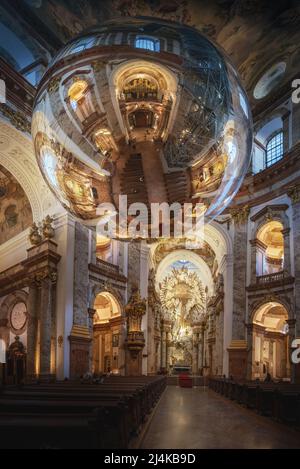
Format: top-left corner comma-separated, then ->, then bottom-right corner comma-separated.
0,164 -> 33,245
6,0 -> 298,108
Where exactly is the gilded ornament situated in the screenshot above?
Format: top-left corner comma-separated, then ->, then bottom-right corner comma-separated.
29,222 -> 42,246
42,215 -> 55,240
47,77 -> 61,94
230,204 -> 250,225
0,103 -> 31,133
287,184 -> 300,204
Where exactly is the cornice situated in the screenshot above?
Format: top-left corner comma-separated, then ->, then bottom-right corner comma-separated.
0,57 -> 35,117
250,204 -> 289,222
89,262 -> 127,284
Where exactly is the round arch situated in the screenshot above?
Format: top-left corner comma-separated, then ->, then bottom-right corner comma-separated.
93,291 -> 122,324
250,300 -> 291,381
253,212 -> 289,240
250,297 -> 293,323
92,290 -> 125,375
155,249 -> 214,296
109,58 -> 179,139
89,283 -> 125,314
0,120 -> 45,221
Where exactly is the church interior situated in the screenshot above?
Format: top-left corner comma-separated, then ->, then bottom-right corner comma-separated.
0,0 -> 300,450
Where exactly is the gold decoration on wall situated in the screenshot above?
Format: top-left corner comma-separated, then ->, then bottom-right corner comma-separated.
125,289 -> 146,357
230,204 -> 250,225
42,215 -> 55,240
29,216 -> 56,246
153,238 -> 216,271
287,184 -> 300,204
160,267 -> 205,329
125,289 -> 146,333
29,222 -> 42,246
0,103 -> 31,133
47,77 -> 61,94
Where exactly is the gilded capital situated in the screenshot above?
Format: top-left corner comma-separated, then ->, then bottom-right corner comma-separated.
230,204 -> 250,225
287,184 -> 300,204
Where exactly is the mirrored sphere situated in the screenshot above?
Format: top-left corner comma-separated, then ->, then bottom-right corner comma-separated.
32,18 -> 252,228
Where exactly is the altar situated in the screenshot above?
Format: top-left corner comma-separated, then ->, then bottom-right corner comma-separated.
172,364 -> 191,375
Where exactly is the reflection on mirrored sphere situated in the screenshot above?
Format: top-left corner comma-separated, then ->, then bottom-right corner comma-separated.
32,17 -> 252,228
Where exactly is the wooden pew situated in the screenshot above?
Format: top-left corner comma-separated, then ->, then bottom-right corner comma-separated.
0,375 -> 167,449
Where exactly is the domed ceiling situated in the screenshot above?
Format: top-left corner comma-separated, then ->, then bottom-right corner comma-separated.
4,0 -> 300,109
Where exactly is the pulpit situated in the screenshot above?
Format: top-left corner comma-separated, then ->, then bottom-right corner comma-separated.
125,289 -> 146,376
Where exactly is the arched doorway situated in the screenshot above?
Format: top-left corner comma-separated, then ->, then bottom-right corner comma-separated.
92,292 -> 124,374
256,221 -> 284,275
251,302 -> 290,380
154,249 -> 214,375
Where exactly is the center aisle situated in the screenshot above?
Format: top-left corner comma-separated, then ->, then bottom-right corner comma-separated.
140,386 -> 300,449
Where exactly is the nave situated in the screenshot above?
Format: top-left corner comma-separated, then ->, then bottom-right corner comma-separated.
141,386 -> 300,449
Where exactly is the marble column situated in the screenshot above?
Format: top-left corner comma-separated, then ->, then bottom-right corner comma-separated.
232,215 -> 248,340
161,329 -> 167,370
227,209 -> 249,380
192,329 -> 199,374
166,330 -> 172,373
88,308 -> 96,372
26,280 -> 39,378
198,325 -> 205,374
246,324 -> 254,380
73,222 -> 90,327
69,223 -> 92,378
156,339 -> 161,372
39,276 -> 55,379
282,227 -> 291,274
249,239 -> 257,284
140,242 -> 150,375
118,320 -> 127,375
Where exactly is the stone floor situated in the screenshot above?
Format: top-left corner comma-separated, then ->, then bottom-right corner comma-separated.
140,386 -> 300,449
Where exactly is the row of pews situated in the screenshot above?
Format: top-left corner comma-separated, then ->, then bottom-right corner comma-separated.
209,377 -> 300,428
0,375 -> 166,449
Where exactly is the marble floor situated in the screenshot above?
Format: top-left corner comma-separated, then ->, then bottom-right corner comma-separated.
140,386 -> 300,449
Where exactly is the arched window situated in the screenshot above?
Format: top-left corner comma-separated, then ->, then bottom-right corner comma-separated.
135,36 -> 160,52
256,221 -> 284,275
266,131 -> 283,167
68,80 -> 88,111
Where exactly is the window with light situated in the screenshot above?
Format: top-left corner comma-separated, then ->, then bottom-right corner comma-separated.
135,37 -> 160,52
266,131 -> 283,167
